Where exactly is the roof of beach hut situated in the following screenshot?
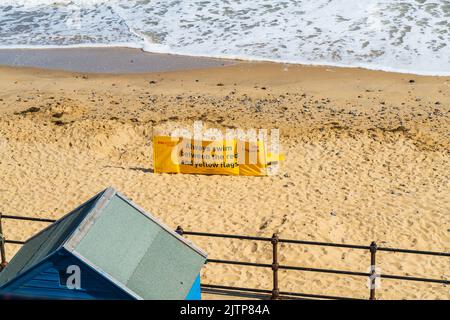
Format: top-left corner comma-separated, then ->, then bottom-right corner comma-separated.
0,187 -> 207,300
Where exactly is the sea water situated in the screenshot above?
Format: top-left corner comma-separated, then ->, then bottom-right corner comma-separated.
0,0 -> 449,75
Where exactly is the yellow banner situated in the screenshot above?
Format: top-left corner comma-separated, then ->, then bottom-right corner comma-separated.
153,136 -> 273,176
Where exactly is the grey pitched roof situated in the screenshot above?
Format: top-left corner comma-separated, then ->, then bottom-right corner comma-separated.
0,192 -> 102,287
0,187 -> 207,300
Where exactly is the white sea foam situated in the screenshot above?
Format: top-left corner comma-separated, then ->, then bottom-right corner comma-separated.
0,0 -> 449,75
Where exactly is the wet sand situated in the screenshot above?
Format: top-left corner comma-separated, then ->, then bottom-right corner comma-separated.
0,47 -> 233,73
0,51 -> 449,299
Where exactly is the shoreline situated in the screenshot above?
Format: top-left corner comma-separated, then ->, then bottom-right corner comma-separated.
1,47 -> 450,76
0,47 -> 235,74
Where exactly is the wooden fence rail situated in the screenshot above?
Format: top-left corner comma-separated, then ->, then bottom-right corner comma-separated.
0,213 -> 449,300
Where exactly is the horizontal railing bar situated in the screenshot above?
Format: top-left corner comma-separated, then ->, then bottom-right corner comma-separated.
380,274 -> 450,284
278,290 -> 363,300
202,288 -> 273,300
207,259 -> 271,268
280,265 -> 449,284
1,215 -> 56,223
279,264 -> 370,277
201,284 -> 360,300
377,247 -> 450,257
200,284 -> 311,300
202,283 -> 272,294
183,231 -> 272,242
4,240 -> 26,245
207,258 -> 369,277
278,238 -> 370,250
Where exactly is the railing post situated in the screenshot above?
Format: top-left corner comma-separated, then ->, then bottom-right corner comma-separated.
0,213 -> 8,272
369,241 -> 378,300
271,233 -> 280,300
175,226 -> 184,236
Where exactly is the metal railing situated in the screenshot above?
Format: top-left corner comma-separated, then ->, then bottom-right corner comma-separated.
0,213 -> 449,300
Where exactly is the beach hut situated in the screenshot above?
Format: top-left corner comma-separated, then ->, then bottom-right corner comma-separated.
0,187 -> 207,300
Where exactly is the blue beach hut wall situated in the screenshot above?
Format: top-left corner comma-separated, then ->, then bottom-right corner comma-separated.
0,187 -> 207,300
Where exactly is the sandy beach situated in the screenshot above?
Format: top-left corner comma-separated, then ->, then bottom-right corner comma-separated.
0,51 -> 449,299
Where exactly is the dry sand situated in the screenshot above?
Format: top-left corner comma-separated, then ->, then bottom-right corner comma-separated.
0,59 -> 449,299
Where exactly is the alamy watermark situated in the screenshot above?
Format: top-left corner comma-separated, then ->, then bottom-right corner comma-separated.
0,138 -> 6,152
65,4 -> 83,30
367,265 -> 382,290
65,265 -> 81,290
167,121 -> 281,175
